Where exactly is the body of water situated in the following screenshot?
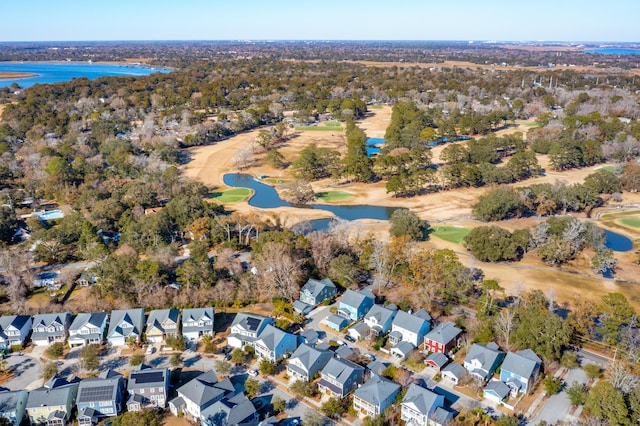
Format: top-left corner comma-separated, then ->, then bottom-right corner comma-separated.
223,173 -> 401,227
584,48 -> 640,55
367,138 -> 385,157
0,62 -> 172,88
603,229 -> 633,252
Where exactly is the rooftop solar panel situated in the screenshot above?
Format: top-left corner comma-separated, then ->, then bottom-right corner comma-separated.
77,385 -> 114,403
132,371 -> 164,384
246,317 -> 260,331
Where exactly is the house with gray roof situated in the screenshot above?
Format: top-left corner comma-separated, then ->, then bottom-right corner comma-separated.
286,344 -> 333,382
299,329 -> 320,345
253,324 -> 297,362
367,360 -> 391,377
353,375 -> 401,418
68,312 -> 107,348
31,313 -> 72,347
324,314 -> 349,331
318,357 -> 365,398
389,309 -> 431,347
201,393 -> 258,426
484,380 -> 511,404
146,308 -> 180,343
0,315 -> 32,349
182,307 -> 214,341
423,322 -> 462,354
347,322 -> 370,341
76,370 -> 125,425
0,390 -> 28,426
169,371 -> 241,420
299,278 -> 337,307
401,383 -> 449,426
441,363 -> 467,385
227,313 -> 273,349
107,308 -> 145,347
425,352 -> 449,371
126,365 -> 169,411
463,342 -> 505,382
26,377 -> 79,426
338,289 -> 375,321
500,349 -> 542,394
363,304 -> 397,336
390,340 -> 415,360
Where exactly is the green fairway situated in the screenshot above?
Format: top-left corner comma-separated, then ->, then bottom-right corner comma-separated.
295,122 -> 343,131
430,226 -> 470,244
600,165 -> 615,172
316,191 -> 353,202
209,188 -> 251,203
264,178 -> 291,185
618,217 -> 640,229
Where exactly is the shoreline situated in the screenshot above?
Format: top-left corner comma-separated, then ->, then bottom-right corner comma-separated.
0,71 -> 38,81
0,60 -> 174,71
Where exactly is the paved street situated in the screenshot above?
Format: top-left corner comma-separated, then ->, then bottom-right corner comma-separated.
3,352 -> 43,391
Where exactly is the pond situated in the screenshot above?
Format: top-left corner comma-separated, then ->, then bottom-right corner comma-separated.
223,173 -> 401,225
367,138 -> 385,157
603,229 -> 633,252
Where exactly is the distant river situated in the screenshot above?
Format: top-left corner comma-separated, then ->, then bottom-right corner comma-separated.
0,62 -> 172,88
584,48 -> 640,55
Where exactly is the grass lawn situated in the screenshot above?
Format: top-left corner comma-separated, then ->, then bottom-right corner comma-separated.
208,188 -> 251,203
264,178 -> 291,185
316,191 -> 353,202
618,217 -> 640,229
370,105 -> 384,109
295,122 -> 343,131
430,226 -> 470,244
600,165 -> 615,172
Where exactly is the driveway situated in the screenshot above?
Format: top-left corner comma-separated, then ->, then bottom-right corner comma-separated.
529,368 -> 588,425
3,352 -> 43,391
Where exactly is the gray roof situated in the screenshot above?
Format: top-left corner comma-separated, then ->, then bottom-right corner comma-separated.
425,352 -> 449,368
321,357 -> 364,385
485,381 -> 510,400
107,308 -> 145,339
367,360 -> 391,376
230,313 -> 270,333
325,314 -> 349,328
255,325 -> 294,352
364,305 -> 396,326
69,312 -> 107,333
182,307 -> 214,324
464,343 -> 505,380
431,407 -> 454,425
146,308 -> 179,334
292,300 -> 311,313
402,383 -> 442,416
300,278 -> 336,298
77,375 -> 123,404
501,350 -> 541,379
0,390 -> 26,414
300,329 -> 319,344
442,363 -> 466,380
354,375 -> 401,407
350,321 -> 370,336
127,367 -> 168,390
31,312 -> 71,338
424,322 -> 462,345
340,289 -> 374,309
413,309 -> 432,322
391,341 -> 415,356
201,393 -> 256,425
0,315 -> 31,334
392,310 -> 430,334
27,384 -> 78,409
288,344 -> 332,373
177,371 -> 239,408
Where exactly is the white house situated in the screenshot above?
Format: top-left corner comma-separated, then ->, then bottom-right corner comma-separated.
31,313 -> 72,346
0,315 -> 32,349
389,309 -> 431,347
182,308 -> 214,341
68,312 -> 108,348
363,304 -> 397,336
227,313 -> 273,349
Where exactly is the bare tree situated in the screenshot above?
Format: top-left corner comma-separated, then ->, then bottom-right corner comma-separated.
254,242 -> 304,300
494,308 -> 516,351
606,361 -> 640,394
307,232 -> 337,276
0,248 -> 33,312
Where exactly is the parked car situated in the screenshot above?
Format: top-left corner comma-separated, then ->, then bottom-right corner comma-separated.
146,346 -> 156,355
344,335 -> 355,343
248,369 -> 258,377
364,353 -> 375,361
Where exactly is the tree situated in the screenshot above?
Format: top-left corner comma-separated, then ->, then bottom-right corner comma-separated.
272,396 -> 286,413
322,397 -> 345,418
259,359 -> 275,375
544,376 -> 562,395
114,409 -> 164,426
303,410 -> 324,426
265,149 -> 285,168
472,188 -> 525,221
214,360 -> 232,376
584,381 -> 629,425
169,353 -> 182,368
244,378 -> 260,397
253,242 -> 304,300
598,293 -> 636,344
511,306 -> 573,361
46,342 -> 64,359
41,362 -> 58,380
342,123 -> 374,182
566,381 -> 588,406
130,354 -> 145,367
495,415 -> 519,426
79,344 -> 101,371
291,144 -> 339,180
202,334 -> 217,354
164,335 -> 187,351
464,226 -> 527,262
280,180 -> 315,205
389,209 -> 428,240
0,206 -> 17,244
290,380 -> 317,397
230,348 -> 245,365
583,363 -> 603,379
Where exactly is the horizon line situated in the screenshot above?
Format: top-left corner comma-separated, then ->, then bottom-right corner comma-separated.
0,39 -> 639,44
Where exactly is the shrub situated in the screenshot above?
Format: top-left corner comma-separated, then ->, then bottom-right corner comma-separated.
165,335 -> 187,351
259,359 -> 275,375
41,362 -> 58,380
583,363 -> 602,379
543,376 -> 562,395
130,354 -> 145,367
46,342 -> 65,359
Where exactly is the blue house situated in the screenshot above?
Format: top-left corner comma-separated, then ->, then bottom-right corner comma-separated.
499,349 -> 542,394
324,314 -> 349,331
76,370 -> 125,426
338,289 -> 375,321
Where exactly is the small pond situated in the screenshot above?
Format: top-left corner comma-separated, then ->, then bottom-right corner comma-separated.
603,229 -> 633,252
366,138 -> 385,157
223,174 -> 401,226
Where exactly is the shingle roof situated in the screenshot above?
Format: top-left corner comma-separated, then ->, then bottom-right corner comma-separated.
425,352 -> 449,368
424,322 -> 462,345
0,390 -> 26,414
392,310 -> 429,334
413,309 -> 432,322
182,307 -> 214,324
364,305 -> 396,327
402,383 -> 442,416
321,357 -> 364,385
201,393 -> 256,425
69,312 -> 107,333
107,309 -> 145,339
501,350 -> 541,380
146,308 -> 179,334
354,375 -> 401,407
464,342 -> 505,380
177,371 -> 239,408
484,381 -> 510,400
442,363 -> 466,380
31,313 -> 71,339
300,278 -> 336,298
127,367 -> 168,390
77,375 -> 123,404
27,384 -> 78,409
254,325 -> 293,352
288,344 -> 332,373
391,341 -> 415,356
230,313 -> 270,333
340,289 -> 374,309
0,315 -> 30,334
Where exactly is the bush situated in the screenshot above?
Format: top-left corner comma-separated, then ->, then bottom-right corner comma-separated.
41,362 -> 58,380
244,378 -> 260,396
544,376 -> 562,395
9,344 -> 23,352
272,396 -> 285,413
259,359 -> 275,375
566,381 -> 588,406
130,354 -> 145,367
290,380 -> 317,397
164,335 -> 187,351
583,363 -> 602,379
46,342 -> 65,359
169,353 -> 182,368
79,344 -> 101,371
214,360 -> 232,376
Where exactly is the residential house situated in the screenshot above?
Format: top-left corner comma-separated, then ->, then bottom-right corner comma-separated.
227,313 -> 273,349
286,344 -> 333,382
0,315 -> 32,349
76,370 -> 125,425
463,342 -> 505,382
363,304 -> 397,337
401,383 -> 451,426
389,309 -> 431,347
126,366 -> 170,410
78,269 -> 98,287
299,329 -> 320,345
353,375 -> 401,418
484,380 -> 511,404
499,349 -> 542,394
299,278 -> 337,306
347,322 -> 369,341
367,360 -> 391,377
323,314 -> 349,331
390,341 -> 415,360
423,322 -> 462,354
33,271 -> 61,290
337,288 -> 375,321
31,313 -> 72,346
201,393 -> 257,426
146,308 -> 180,343
424,353 -> 449,371
0,390 -> 28,426
26,376 -> 79,426
68,312 -> 107,348
318,358 -> 365,398
169,371 -> 241,420
441,363 -> 467,385
253,325 -> 297,362
107,309 -> 145,346
292,301 -> 312,316
182,307 -> 214,341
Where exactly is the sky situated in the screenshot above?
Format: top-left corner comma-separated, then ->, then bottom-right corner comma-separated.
1,0 -> 638,42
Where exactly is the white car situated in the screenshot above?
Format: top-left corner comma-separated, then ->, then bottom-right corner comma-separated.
248,369 -> 258,377
146,346 -> 156,355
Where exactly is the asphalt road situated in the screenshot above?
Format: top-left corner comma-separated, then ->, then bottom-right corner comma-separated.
3,352 -> 43,391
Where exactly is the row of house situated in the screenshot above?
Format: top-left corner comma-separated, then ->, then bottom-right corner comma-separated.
0,365 -> 169,426
0,307 -> 214,349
